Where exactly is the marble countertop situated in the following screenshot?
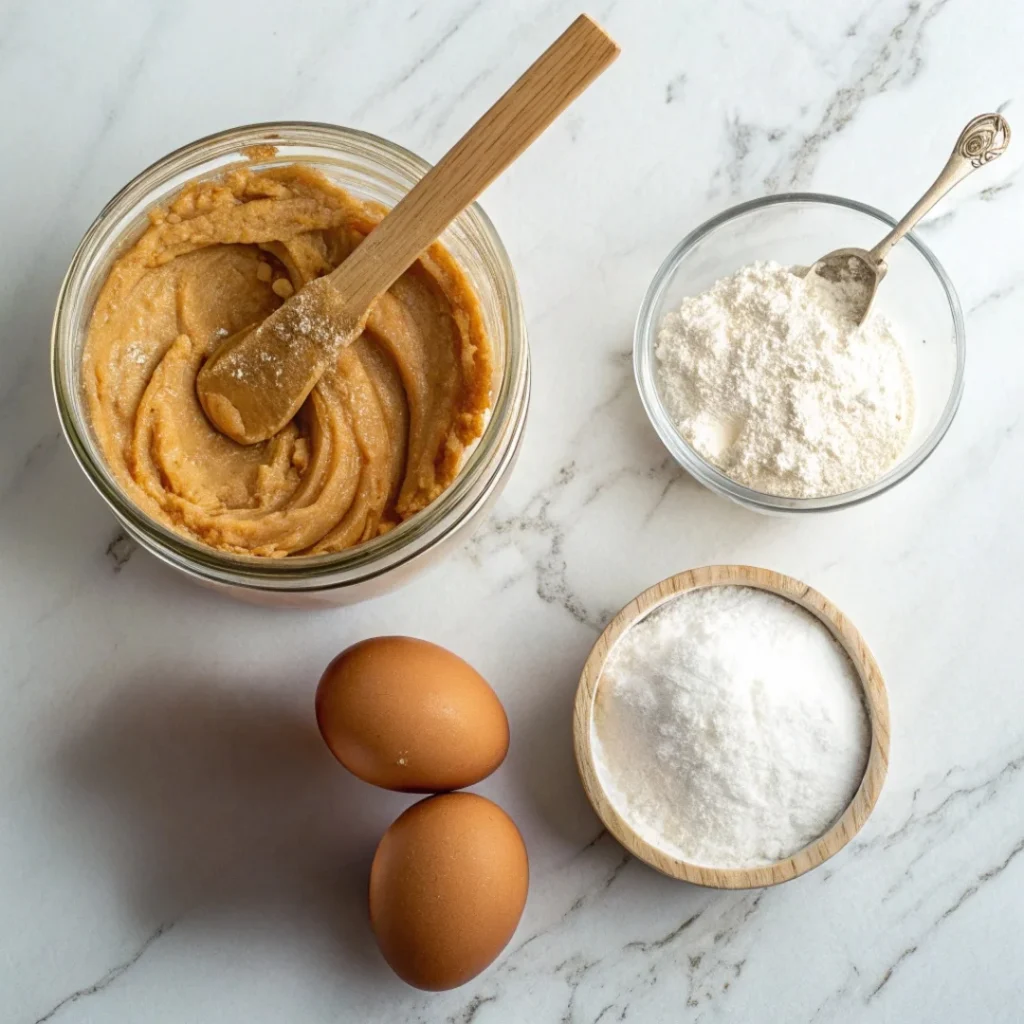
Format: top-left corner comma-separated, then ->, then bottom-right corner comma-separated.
3,1 -> 1023,1020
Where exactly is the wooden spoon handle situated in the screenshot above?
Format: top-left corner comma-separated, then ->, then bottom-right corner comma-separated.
196,14 -> 618,446
328,14 -> 620,313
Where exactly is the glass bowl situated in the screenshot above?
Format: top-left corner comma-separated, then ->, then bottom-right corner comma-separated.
52,123 -> 530,605
634,194 -> 965,513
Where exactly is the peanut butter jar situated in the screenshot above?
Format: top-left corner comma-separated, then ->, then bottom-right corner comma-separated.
52,123 -> 529,606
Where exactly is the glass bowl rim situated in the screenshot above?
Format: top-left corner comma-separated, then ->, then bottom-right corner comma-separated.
633,192 -> 966,513
51,120 -> 529,580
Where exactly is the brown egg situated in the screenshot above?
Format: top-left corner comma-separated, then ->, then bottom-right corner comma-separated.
315,637 -> 509,792
369,793 -> 529,990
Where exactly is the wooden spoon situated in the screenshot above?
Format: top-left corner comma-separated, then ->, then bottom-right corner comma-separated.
197,14 -> 619,445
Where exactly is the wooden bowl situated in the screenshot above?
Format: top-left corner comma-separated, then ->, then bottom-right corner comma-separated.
573,565 -> 890,889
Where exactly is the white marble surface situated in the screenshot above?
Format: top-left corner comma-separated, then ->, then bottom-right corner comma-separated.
2,0 -> 1023,1020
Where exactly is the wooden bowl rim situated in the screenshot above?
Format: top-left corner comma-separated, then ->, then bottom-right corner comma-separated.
572,564 -> 890,889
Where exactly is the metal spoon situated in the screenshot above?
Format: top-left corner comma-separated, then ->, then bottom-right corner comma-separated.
806,113 -> 1010,324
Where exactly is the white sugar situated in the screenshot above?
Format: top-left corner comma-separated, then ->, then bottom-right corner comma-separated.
592,586 -> 869,868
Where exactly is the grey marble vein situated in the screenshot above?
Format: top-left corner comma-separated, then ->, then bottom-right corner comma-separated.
0,431 -> 61,506
624,909 -> 704,954
711,116 -> 785,198
446,993 -> 498,1024
772,0 -> 956,189
105,529 -> 138,573
31,922 -> 172,1024
465,460 -> 605,629
350,0 -> 487,121
665,73 -> 687,105
868,944 -> 919,1000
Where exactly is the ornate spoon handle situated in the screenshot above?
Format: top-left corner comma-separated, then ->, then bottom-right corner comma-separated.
869,113 -> 1010,264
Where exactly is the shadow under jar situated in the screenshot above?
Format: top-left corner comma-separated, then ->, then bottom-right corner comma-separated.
634,194 -> 965,514
52,123 -> 530,606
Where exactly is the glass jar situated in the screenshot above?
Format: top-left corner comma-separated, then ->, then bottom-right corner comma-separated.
52,123 -> 530,605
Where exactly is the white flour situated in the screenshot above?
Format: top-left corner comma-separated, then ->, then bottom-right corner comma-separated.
591,586 -> 869,869
655,261 -> 915,498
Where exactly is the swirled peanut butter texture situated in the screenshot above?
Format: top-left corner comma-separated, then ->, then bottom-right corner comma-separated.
83,166 -> 492,556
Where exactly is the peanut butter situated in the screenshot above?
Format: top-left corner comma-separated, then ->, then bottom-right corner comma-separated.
82,165 -> 492,556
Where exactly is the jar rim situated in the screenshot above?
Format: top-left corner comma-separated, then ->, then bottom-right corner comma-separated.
51,121 -> 529,586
